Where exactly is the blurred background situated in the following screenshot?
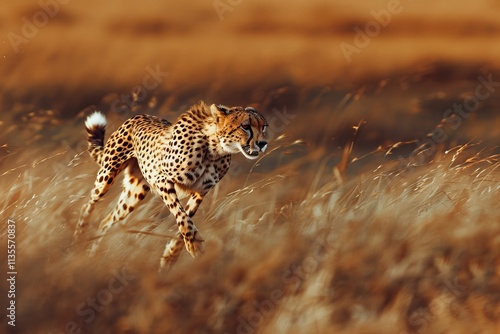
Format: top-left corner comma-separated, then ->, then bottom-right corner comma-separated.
2,0 -> 500,159
2,1 -> 500,333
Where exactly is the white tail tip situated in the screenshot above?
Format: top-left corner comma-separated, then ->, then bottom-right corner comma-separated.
85,111 -> 107,129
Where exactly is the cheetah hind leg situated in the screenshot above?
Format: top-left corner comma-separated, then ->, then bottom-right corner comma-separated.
74,164 -> 122,246
89,159 -> 150,255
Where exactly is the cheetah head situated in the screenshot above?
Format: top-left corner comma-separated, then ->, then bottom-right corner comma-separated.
211,104 -> 268,160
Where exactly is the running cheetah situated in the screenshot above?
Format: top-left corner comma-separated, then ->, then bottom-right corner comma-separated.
74,101 -> 268,270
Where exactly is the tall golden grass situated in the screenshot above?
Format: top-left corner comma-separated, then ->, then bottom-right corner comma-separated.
2,1 -> 500,333
1,104 -> 499,333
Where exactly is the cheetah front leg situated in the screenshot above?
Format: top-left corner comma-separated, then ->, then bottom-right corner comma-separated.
157,181 -> 204,268
160,193 -> 204,270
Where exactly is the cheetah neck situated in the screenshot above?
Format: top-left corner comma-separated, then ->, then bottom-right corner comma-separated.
203,121 -> 228,159
183,102 -> 228,160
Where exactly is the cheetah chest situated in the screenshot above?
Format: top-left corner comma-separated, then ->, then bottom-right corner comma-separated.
173,159 -> 227,198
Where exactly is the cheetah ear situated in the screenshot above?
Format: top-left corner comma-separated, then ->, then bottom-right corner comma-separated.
211,104 -> 230,117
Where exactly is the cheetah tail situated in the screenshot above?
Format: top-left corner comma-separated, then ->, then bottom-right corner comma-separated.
84,111 -> 107,164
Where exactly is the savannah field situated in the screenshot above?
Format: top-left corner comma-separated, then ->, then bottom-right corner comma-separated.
1,0 -> 500,333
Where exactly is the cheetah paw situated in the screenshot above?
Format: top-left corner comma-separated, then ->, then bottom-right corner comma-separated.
159,255 -> 177,273
184,230 -> 204,258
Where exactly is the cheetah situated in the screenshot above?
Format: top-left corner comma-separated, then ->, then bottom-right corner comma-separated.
73,101 -> 268,270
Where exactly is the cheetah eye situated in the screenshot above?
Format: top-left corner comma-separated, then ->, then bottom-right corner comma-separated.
241,124 -> 251,131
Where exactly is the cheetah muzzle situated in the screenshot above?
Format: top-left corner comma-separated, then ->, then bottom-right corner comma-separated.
73,101 -> 268,271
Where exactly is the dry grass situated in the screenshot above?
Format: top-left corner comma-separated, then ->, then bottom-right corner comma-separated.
1,113 -> 500,333
2,1 -> 500,333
